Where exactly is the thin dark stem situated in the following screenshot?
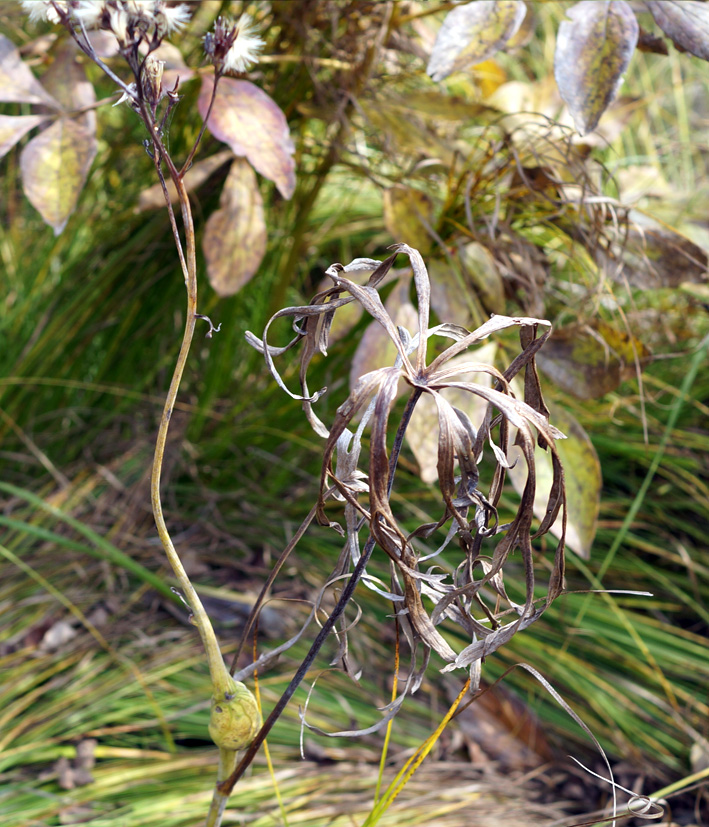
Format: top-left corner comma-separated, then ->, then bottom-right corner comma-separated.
180,69 -> 221,176
219,387 -> 423,796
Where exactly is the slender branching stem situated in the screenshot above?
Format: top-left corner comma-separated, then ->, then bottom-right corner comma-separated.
181,68 -> 222,176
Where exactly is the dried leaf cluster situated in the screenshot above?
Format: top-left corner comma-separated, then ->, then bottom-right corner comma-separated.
248,244 -> 567,691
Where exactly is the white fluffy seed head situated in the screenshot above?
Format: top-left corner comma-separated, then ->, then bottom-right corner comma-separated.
223,15 -> 264,74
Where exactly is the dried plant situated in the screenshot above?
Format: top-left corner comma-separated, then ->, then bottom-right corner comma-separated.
227,243 -> 568,801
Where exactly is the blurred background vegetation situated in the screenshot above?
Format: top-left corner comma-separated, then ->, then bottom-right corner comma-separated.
1,1 -> 708,825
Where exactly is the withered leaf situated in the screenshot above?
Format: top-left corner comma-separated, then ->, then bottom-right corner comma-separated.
198,76 -> 295,200
427,1 -> 527,82
349,275 -> 418,390
0,114 -> 46,160
0,34 -> 60,107
203,158 -> 267,297
554,1 -> 639,135
41,39 -> 96,123
508,401 -> 600,559
536,321 -> 649,400
383,186 -> 434,254
646,1 -> 709,60
622,225 -> 708,288
407,344 -> 497,483
20,118 -> 96,235
137,149 -> 233,211
18,40 -> 97,235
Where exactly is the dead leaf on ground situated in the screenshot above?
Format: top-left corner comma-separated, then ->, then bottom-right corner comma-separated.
427,1 -> 527,82
202,158 -> 267,297
198,76 -> 295,199
554,0 -> 639,136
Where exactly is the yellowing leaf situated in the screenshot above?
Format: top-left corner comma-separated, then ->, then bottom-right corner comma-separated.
0,34 -> 60,107
0,114 -> 46,160
17,40 -> 98,234
536,321 -> 649,400
203,158 -> 267,297
383,186 -> 434,254
427,1 -> 526,82
198,76 -> 295,200
647,1 -> 709,61
406,344 -> 497,483
508,401 -> 600,559
20,119 -> 96,235
473,58 -> 507,99
554,0 -> 638,136
137,150 -> 233,211
349,276 -> 418,389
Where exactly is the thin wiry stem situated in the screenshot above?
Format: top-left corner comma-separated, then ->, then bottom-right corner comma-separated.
219,388 -> 424,796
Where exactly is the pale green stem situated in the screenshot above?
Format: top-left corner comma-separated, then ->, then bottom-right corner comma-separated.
149,173 -> 232,697
205,749 -> 238,827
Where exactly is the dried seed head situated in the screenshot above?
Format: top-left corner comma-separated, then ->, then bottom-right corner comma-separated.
20,0 -> 70,23
204,15 -> 263,75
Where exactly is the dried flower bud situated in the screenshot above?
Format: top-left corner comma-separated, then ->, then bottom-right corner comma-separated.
208,675 -> 261,752
142,55 -> 164,106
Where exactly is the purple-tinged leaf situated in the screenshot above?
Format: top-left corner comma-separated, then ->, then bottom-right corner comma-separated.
41,40 -> 96,126
0,114 -> 46,160
203,158 -> 267,297
647,1 -> 709,60
427,1 -> 526,82
198,76 -> 295,199
554,1 -> 639,135
0,34 -> 61,107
